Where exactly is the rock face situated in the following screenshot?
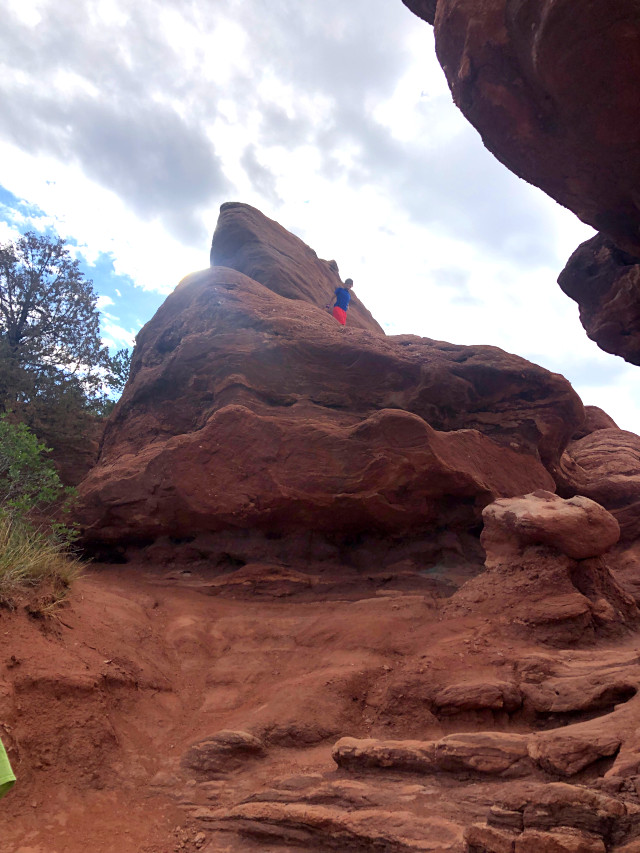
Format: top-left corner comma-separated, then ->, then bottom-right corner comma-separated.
402,0 -> 437,25
448,491 -> 638,644
77,205 -> 584,551
210,202 -> 383,334
181,731 -> 265,779
558,234 -> 640,366
572,405 -> 619,441
403,1 -> 640,363
407,1 -> 640,256
557,429 -> 640,541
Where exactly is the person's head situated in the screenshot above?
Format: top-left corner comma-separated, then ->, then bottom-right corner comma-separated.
344,278 -> 353,289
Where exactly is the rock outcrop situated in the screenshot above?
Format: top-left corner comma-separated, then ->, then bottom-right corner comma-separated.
402,1 -> 640,363
404,1 -> 640,256
558,234 -> 640,366
557,429 -> 640,541
449,491 -> 638,644
77,205 -> 585,555
210,201 -> 383,334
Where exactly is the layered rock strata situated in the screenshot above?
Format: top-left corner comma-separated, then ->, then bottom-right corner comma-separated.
557,429 -> 640,541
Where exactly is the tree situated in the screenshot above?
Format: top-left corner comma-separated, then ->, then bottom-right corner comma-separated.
106,347 -> 132,396
0,231 -> 111,413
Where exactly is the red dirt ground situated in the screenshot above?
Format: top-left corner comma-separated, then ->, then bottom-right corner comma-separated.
3,556 -> 640,852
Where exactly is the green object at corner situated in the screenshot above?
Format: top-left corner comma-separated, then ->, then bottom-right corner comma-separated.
0,735 -> 16,799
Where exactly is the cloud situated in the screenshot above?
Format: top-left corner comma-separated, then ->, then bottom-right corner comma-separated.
240,145 -> 282,206
0,0 -> 232,247
96,294 -> 115,310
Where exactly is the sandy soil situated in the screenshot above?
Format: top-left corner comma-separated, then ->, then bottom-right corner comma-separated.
2,559 -> 640,852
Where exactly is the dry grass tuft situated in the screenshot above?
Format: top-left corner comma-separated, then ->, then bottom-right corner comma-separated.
0,516 -> 83,607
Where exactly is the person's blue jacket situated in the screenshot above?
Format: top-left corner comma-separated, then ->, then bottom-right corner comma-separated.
334,287 -> 351,311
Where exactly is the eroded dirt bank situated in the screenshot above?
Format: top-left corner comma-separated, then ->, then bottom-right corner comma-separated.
4,548 -> 640,852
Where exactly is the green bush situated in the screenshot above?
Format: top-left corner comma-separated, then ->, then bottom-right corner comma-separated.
0,416 -> 81,602
0,416 -> 63,518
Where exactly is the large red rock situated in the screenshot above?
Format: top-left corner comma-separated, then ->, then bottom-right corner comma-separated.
558,234 -> 640,366
77,208 -> 585,550
402,0 -> 437,25
210,202 -> 383,334
556,429 -> 640,541
481,491 -> 620,563
405,1 -> 640,256
77,268 -> 577,546
403,1 -> 640,364
572,406 -> 619,441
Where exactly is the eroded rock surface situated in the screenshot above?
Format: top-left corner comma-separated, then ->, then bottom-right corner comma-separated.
558,235 -> 640,366
481,491 -> 620,562
556,430 -> 640,541
78,207 -> 583,554
402,2 -> 640,363
404,1 -> 640,256
445,492 -> 638,644
210,201 -> 383,333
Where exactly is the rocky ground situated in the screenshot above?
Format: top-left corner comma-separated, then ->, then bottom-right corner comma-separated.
4,508 -> 640,853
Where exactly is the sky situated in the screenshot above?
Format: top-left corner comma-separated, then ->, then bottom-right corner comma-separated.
1,0 -> 639,432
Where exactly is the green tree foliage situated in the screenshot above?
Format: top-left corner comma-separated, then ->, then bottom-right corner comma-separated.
0,231 -> 110,406
0,415 -> 63,518
0,417 -> 81,603
0,231 -> 130,445
106,347 -> 132,396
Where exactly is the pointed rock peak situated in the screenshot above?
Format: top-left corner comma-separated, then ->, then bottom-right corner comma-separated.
209,202 -> 384,334
401,0 -> 437,26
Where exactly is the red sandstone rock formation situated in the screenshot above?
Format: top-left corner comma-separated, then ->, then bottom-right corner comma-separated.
404,0 -> 640,256
402,1 -> 640,365
559,234 -> 640,366
572,405 -> 619,441
210,201 -> 383,334
557,429 -> 640,541
449,491 -> 639,645
77,206 -> 585,553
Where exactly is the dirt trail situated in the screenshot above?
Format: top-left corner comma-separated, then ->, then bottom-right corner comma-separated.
3,561 -> 640,852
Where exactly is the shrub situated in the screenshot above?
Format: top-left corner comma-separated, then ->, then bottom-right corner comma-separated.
0,515 -> 82,606
0,416 -> 63,518
0,416 -> 81,603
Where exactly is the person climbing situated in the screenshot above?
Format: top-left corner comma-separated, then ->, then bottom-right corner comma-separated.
0,735 -> 15,799
330,278 -> 353,327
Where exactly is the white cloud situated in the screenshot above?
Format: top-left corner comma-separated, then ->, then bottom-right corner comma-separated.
96,294 -> 115,310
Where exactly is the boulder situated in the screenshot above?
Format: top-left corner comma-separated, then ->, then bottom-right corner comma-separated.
181,730 -> 265,779
210,201 -> 383,334
431,680 -> 522,716
558,235 -> 640,367
449,492 -> 637,644
481,491 -> 620,563
528,727 -> 622,777
332,732 -> 532,777
556,429 -> 640,541
77,208 -> 584,551
572,406 -> 619,441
